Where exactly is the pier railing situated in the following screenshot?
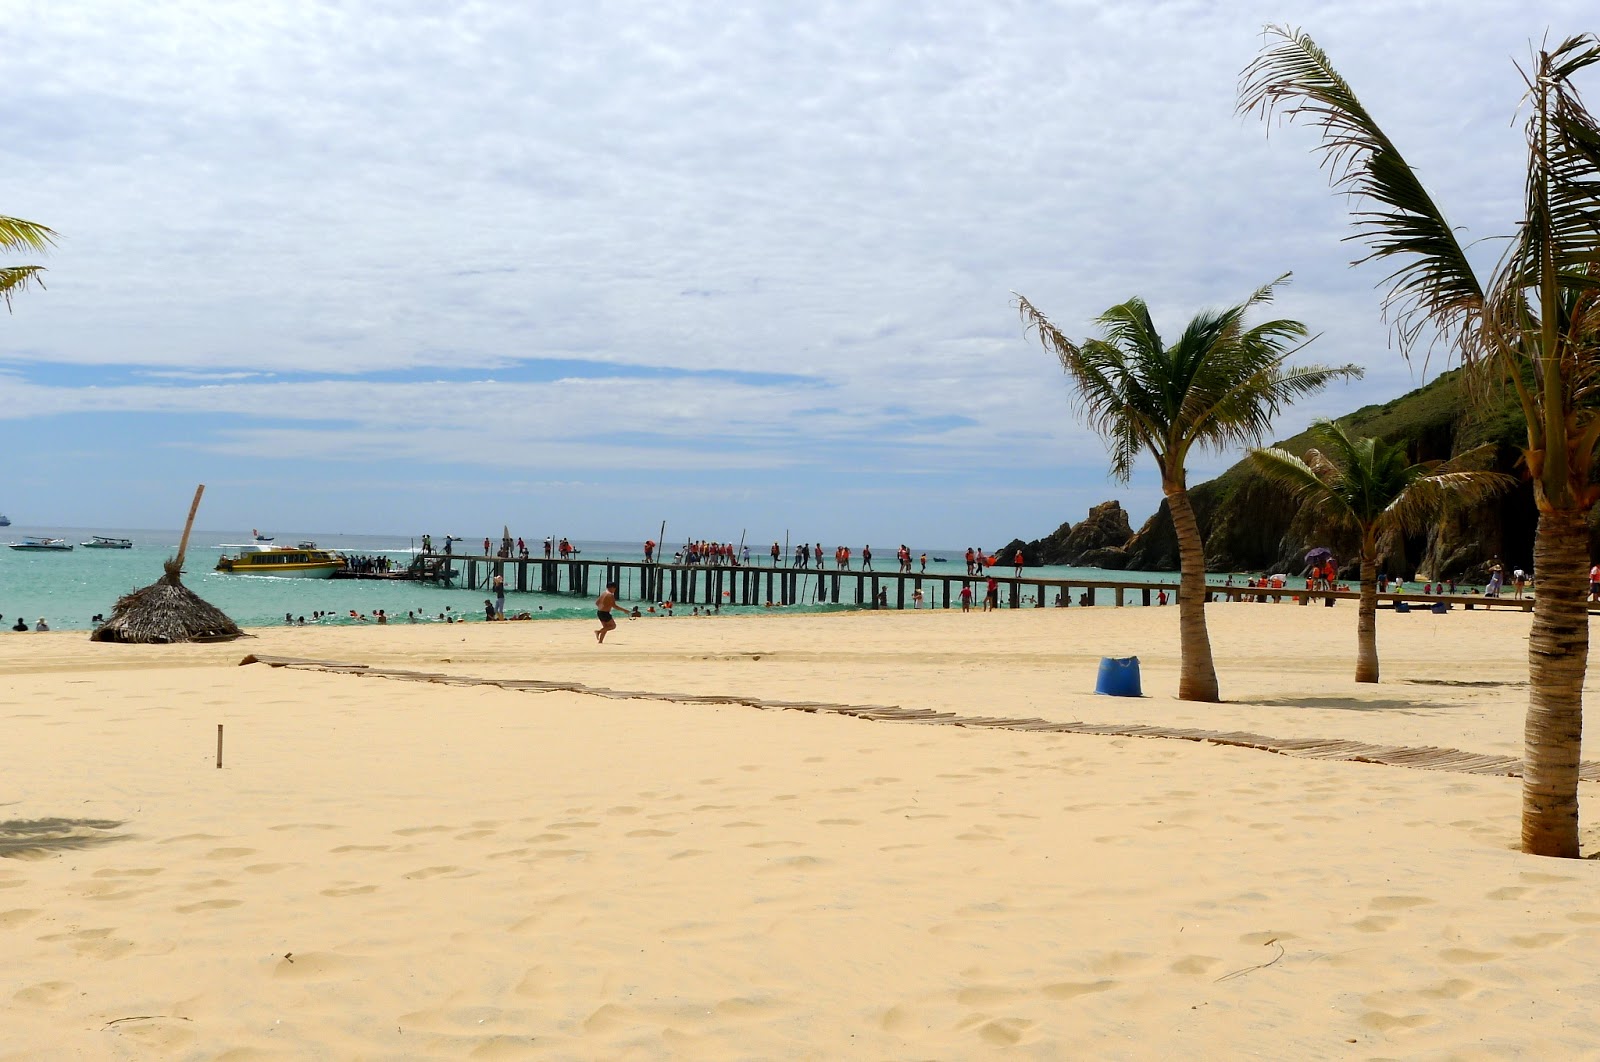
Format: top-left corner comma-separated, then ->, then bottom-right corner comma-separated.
425,555 -> 1547,612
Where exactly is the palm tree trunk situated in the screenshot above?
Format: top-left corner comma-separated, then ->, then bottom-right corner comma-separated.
1522,506 -> 1589,858
1167,485 -> 1219,702
1356,554 -> 1379,683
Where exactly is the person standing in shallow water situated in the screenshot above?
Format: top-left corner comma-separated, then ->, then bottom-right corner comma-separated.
595,581 -> 622,643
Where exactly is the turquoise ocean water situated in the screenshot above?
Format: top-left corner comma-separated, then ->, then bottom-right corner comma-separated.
0,526 -> 1199,632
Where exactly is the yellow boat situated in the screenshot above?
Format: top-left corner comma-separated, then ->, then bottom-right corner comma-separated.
215,543 -> 343,578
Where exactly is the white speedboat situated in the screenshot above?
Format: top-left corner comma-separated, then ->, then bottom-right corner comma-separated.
81,536 -> 133,549
9,536 -> 73,552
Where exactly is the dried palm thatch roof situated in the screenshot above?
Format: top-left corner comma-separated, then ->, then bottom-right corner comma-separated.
91,557 -> 243,644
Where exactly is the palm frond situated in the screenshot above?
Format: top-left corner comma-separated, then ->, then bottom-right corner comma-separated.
1247,445 -> 1346,513
0,215 -> 58,255
1239,25 -> 1486,358
0,265 -> 48,311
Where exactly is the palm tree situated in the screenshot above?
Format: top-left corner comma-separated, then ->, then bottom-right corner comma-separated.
1241,28 -> 1600,858
1248,421 -> 1514,682
1,214 -> 57,310
1017,276 -> 1361,701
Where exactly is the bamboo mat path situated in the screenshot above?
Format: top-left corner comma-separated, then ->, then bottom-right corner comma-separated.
240,654 -> 1600,783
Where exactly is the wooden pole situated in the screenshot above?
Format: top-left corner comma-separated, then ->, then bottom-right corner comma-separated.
174,484 -> 205,572
216,723 -> 223,769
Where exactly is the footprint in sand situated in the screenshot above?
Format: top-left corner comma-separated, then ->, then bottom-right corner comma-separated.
92,867 -> 163,878
1352,916 -> 1397,933
204,848 -> 257,861
1417,978 -> 1476,1000
237,864 -> 294,878
975,1018 -> 1035,1047
1170,956 -> 1221,975
1370,895 -> 1433,911
0,908 -> 40,929
269,823 -> 339,832
1361,1011 -> 1432,1032
756,855 -> 828,874
13,981 -> 73,1005
402,866 -> 468,880
1041,980 -> 1116,1000
331,844 -> 391,853
321,884 -> 378,897
1487,886 -> 1529,901
393,825 -> 453,837
175,898 -> 243,913
625,829 -> 675,838
1509,932 -> 1568,949
1440,947 -> 1502,963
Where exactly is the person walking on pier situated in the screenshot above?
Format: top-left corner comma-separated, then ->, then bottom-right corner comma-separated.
862,544 -> 873,570
644,539 -> 656,563
771,541 -> 780,566
1014,549 -> 1025,577
595,582 -> 622,643
814,543 -> 824,570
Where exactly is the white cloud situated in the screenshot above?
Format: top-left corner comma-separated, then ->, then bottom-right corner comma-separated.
1,0 -> 1587,535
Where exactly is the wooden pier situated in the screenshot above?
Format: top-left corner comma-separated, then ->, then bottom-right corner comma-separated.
424,555 -> 1554,613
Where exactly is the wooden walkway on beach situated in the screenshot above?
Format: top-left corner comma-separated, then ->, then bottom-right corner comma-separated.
241,654 -> 1600,783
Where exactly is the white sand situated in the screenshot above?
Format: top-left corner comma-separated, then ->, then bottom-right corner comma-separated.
3,603 -> 1598,1058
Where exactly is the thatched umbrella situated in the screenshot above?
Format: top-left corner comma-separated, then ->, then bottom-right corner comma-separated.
91,485 -> 244,644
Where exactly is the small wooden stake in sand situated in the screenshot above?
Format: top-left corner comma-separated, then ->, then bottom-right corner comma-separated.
216,724 -> 223,769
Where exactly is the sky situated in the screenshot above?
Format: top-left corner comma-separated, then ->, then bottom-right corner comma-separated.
1,0 -> 1591,547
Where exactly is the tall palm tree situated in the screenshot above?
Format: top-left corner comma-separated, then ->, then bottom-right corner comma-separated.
1248,420 -> 1514,683
1017,276 -> 1361,701
0,214 -> 57,310
1241,28 -> 1600,858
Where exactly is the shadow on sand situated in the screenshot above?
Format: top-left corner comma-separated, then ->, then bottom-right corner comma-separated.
0,818 -> 126,860
1246,696 -> 1448,713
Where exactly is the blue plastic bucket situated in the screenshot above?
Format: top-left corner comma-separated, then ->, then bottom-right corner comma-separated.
1095,656 -> 1142,697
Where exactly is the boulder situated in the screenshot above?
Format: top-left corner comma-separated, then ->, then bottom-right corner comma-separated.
1060,501 -> 1132,560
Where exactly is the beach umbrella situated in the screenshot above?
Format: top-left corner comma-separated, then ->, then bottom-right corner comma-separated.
90,485 -> 243,645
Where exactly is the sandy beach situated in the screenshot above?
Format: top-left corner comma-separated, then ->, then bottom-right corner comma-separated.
4,602 -> 1599,1059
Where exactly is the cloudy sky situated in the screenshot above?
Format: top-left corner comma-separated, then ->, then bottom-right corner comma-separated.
1,0 -> 1589,546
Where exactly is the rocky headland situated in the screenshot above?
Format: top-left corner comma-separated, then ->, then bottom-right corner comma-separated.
1000,369 -> 1572,583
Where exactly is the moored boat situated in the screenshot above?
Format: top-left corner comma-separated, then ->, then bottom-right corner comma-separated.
8,536 -> 73,552
215,543 -> 342,578
81,536 -> 134,549
0,513 -> 10,527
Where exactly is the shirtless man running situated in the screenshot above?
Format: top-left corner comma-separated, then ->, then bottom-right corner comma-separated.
595,582 -> 622,643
